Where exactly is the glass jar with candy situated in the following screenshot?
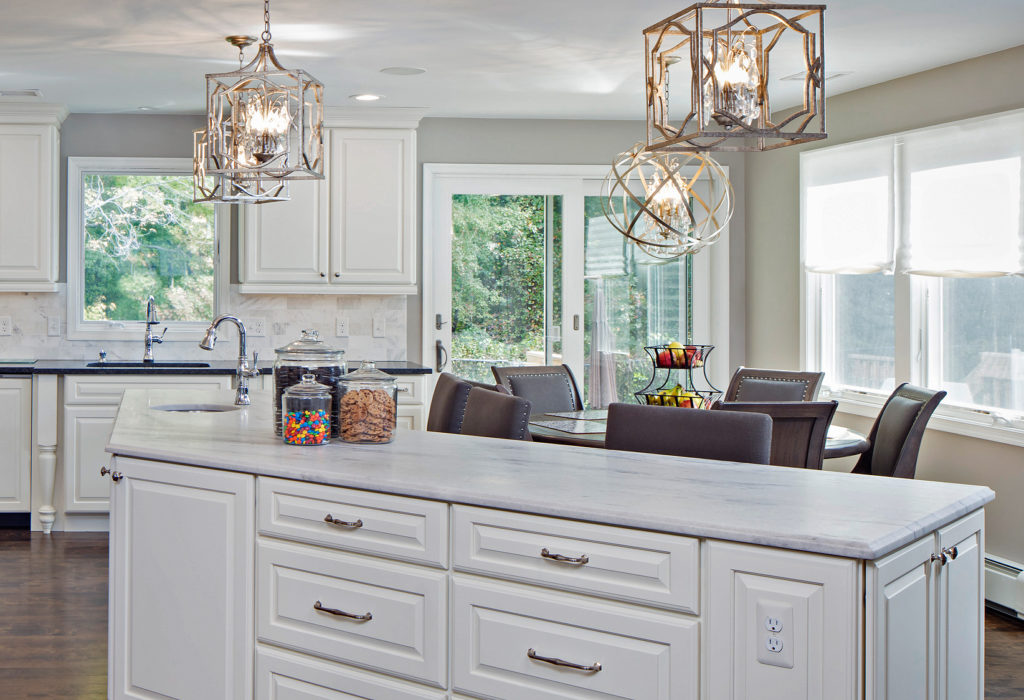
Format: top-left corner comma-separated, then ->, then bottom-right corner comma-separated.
282,374 -> 332,446
273,330 -> 346,438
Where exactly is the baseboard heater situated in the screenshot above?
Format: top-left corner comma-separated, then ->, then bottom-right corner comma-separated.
985,555 -> 1024,620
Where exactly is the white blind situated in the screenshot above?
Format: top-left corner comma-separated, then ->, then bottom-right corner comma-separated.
801,139 -> 895,273
900,112 -> 1024,277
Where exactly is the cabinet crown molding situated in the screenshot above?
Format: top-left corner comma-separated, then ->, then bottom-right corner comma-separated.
0,102 -> 69,127
323,107 -> 427,130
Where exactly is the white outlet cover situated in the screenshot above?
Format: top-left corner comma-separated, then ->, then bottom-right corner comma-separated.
336,316 -> 350,337
372,314 -> 386,338
0,316 -> 10,336
248,318 -> 266,337
756,599 -> 795,669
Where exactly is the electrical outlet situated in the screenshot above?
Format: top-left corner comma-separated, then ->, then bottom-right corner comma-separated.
372,314 -> 386,338
47,316 -> 61,337
336,316 -> 350,337
756,599 -> 795,669
0,316 -> 10,336
248,318 -> 266,337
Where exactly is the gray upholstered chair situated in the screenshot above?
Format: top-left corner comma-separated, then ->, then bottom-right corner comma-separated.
460,387 -> 533,441
605,403 -> 773,465
426,373 -> 473,433
852,383 -> 946,479
491,364 -> 582,414
713,400 -> 838,469
723,367 -> 825,402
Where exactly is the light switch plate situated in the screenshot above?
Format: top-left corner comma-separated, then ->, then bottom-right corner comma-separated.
756,599 -> 795,669
0,316 -> 10,336
47,316 -> 60,336
372,314 -> 386,338
336,316 -> 350,337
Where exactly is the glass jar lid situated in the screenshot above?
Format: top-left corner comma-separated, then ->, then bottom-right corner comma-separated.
275,329 -> 345,361
284,373 -> 332,398
338,360 -> 395,385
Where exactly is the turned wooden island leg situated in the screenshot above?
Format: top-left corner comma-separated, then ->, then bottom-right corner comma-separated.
34,375 -> 58,533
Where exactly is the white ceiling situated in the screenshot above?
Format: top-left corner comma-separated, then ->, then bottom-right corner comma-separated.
1,0 -> 1023,119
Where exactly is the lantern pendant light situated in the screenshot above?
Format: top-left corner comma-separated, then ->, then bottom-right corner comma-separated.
194,0 -> 325,204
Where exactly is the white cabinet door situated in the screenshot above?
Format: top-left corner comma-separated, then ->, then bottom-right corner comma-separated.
0,124 -> 58,288
396,405 -> 424,431
241,178 -> 329,285
0,377 -> 31,511
707,541 -> 861,700
109,457 -> 254,700
935,511 -> 984,700
328,128 -> 416,288
866,536 -> 937,700
62,404 -> 117,513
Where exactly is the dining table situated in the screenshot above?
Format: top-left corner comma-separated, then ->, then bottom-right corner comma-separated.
528,410 -> 871,461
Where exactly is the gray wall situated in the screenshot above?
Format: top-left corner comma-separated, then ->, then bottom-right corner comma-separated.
744,45 -> 1024,564
413,118 -> 747,372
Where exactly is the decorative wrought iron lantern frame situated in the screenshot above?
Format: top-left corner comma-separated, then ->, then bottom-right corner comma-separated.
194,2 -> 324,204
645,1 -> 826,152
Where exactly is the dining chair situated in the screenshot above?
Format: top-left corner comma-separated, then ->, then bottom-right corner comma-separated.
491,364 -> 583,414
723,367 -> 825,402
851,383 -> 947,479
460,387 -> 533,441
428,374 -> 508,433
712,400 -> 838,469
605,403 -> 772,465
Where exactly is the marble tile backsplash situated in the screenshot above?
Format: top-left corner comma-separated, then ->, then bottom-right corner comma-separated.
0,288 -> 408,364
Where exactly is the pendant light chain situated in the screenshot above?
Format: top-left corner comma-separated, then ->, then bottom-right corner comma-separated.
261,0 -> 272,43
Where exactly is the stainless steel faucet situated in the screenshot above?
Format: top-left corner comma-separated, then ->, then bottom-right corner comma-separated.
143,296 -> 166,363
199,315 -> 260,406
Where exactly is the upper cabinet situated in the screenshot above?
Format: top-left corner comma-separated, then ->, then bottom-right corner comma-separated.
239,111 -> 421,295
0,103 -> 67,292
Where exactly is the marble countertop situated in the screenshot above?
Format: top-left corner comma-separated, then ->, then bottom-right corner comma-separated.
0,359 -> 431,375
107,389 -> 994,560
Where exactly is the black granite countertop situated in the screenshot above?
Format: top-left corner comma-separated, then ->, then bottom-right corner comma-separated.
0,359 -> 431,376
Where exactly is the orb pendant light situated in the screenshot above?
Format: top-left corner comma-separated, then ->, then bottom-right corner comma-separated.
602,144 -> 733,260
193,0 -> 324,204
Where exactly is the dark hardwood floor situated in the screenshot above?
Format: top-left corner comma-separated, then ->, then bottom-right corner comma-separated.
0,530 -> 1022,699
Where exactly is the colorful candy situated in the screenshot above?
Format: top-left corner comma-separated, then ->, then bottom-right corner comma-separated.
283,409 -> 330,446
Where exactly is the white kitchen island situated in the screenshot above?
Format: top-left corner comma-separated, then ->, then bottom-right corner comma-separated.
105,389 -> 994,700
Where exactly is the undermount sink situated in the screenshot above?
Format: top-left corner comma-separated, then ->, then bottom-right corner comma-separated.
151,403 -> 241,414
87,361 -> 211,368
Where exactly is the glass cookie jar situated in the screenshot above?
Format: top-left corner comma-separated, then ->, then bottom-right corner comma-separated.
273,330 -> 346,438
282,374 -> 332,446
337,361 -> 398,444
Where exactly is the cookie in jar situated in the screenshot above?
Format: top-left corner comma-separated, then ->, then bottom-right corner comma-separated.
337,361 -> 398,444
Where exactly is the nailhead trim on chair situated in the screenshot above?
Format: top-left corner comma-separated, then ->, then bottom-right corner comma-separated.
504,371 -> 576,408
735,376 -> 813,401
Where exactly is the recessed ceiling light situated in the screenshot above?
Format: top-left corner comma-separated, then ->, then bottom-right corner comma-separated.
0,89 -> 42,99
137,106 -> 156,111
380,66 -> 425,76
780,70 -> 852,82
350,94 -> 383,102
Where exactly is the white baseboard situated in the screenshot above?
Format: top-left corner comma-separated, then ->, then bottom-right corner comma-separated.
61,514 -> 109,532
985,555 -> 1024,619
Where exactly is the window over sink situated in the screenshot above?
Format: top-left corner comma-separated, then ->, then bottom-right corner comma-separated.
67,157 -> 227,341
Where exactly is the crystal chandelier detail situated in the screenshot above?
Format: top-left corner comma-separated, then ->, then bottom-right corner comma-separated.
193,0 -> 325,204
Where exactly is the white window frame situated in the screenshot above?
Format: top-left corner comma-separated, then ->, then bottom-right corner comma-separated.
801,115 -> 1024,447
66,156 -> 229,342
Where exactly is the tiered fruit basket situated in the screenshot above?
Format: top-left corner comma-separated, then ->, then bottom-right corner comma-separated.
635,344 -> 721,409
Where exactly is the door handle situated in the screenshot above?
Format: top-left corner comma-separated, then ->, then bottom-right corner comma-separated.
436,339 -> 448,372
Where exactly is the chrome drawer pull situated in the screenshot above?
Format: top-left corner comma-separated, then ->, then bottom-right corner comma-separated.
397,386 -> 410,393
527,648 -> 602,672
943,545 -> 959,561
541,547 -> 589,565
324,514 -> 363,528
313,600 -> 372,621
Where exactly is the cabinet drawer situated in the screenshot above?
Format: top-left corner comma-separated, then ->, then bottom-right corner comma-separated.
64,375 -> 232,405
452,577 -> 699,700
257,539 -> 447,688
395,376 -> 424,405
258,477 -> 447,567
256,645 -> 446,700
453,505 -> 700,613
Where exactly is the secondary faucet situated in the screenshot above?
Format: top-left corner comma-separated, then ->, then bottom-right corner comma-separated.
143,296 -> 166,363
199,315 -> 260,406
